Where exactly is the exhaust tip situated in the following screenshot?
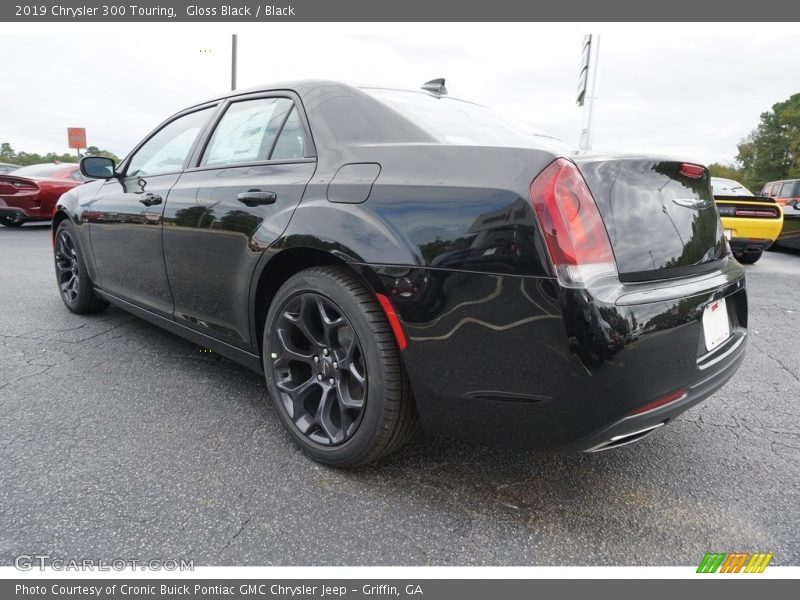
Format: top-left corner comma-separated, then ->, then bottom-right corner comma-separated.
583,421 -> 666,453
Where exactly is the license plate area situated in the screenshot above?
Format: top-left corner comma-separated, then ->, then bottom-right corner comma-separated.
702,297 -> 730,352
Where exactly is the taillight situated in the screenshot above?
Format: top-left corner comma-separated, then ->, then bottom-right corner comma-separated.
528,158 -> 617,287
679,163 -> 705,179
734,207 -> 779,218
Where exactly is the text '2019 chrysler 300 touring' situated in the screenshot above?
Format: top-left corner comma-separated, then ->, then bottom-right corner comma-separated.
53,79 -> 747,466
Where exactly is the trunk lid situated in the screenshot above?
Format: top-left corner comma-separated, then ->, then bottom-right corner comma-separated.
575,156 -> 727,282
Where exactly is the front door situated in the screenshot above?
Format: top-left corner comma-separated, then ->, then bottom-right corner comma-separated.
86,106 -> 216,316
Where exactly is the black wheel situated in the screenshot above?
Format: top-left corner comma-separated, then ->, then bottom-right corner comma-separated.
0,215 -> 26,227
54,221 -> 109,314
735,251 -> 762,265
263,266 -> 418,467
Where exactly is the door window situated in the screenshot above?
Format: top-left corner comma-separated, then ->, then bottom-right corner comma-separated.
780,181 -> 798,197
127,107 -> 215,177
202,98 -> 294,167
271,107 -> 307,160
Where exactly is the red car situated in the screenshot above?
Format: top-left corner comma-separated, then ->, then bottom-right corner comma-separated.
0,163 -> 89,227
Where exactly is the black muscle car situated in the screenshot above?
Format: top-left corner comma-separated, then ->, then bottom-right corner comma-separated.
53,80 -> 747,466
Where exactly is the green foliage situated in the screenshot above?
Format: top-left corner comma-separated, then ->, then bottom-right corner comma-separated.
84,146 -> 121,162
737,93 -> 800,192
0,142 -> 120,167
707,162 -> 743,181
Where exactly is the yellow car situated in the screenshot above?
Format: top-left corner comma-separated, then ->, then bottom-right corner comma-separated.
711,177 -> 783,264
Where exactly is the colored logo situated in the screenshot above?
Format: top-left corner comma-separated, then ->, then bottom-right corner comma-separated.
697,552 -> 773,573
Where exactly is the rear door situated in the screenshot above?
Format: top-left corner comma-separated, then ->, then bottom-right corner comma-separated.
162,92 -> 316,350
86,105 -> 217,316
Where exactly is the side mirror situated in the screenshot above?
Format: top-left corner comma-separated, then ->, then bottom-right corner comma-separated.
80,156 -> 116,179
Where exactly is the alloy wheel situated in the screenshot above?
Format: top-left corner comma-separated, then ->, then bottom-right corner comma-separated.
55,230 -> 80,304
270,292 -> 367,446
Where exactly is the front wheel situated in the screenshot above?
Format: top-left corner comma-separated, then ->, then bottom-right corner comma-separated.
263,266 -> 418,467
54,221 -> 109,314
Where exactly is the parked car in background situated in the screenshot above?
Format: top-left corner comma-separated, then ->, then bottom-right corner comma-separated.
776,198 -> 800,250
0,163 -> 88,227
53,80 -> 747,466
761,179 -> 800,206
0,162 -> 20,175
711,177 -> 783,264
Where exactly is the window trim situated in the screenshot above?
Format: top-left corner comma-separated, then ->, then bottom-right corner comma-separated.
185,90 -> 317,174
118,102 -> 220,179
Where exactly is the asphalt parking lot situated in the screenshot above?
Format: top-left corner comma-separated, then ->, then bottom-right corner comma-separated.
1,223 -> 798,566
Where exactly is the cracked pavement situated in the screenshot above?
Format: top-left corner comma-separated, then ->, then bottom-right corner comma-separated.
1,224 -> 799,565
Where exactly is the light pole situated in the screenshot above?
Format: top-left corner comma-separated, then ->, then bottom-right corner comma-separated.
231,34 -> 238,91
577,34 -> 601,152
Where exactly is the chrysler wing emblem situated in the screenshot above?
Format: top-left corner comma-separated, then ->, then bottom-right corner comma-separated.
673,198 -> 712,210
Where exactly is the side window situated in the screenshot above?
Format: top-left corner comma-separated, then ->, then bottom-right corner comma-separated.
270,107 -> 307,160
781,181 -> 798,197
128,107 -> 214,177
202,98 -> 293,167
763,184 -> 775,197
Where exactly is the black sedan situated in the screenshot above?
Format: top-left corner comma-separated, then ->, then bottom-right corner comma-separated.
53,80 -> 747,466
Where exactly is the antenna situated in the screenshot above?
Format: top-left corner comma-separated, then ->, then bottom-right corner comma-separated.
421,78 -> 447,95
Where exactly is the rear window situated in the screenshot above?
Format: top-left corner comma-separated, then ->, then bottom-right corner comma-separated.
780,181 -> 800,197
362,88 -> 571,153
711,178 -> 753,196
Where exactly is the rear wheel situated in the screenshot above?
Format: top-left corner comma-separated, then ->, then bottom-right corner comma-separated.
0,215 -> 26,227
54,221 -> 109,314
263,266 -> 418,467
735,251 -> 762,265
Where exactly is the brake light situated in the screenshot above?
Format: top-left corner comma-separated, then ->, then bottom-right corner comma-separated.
679,163 -> 705,179
734,207 -> 779,218
528,158 -> 617,287
628,389 -> 687,416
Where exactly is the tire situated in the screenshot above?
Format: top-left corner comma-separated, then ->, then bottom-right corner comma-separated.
263,266 -> 418,467
54,220 -> 109,314
735,251 -> 762,265
0,215 -> 26,227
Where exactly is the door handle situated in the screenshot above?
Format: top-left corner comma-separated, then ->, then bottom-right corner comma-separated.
237,190 -> 277,207
139,193 -> 163,207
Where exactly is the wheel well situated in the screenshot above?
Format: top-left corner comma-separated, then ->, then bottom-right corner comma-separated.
51,210 -> 69,242
253,247 -> 366,354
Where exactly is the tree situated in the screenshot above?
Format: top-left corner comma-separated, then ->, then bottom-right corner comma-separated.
736,93 -> 800,192
707,162 -> 743,181
0,142 -> 119,166
85,146 -> 121,162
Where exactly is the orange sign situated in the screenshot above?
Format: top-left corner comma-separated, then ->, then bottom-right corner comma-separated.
67,127 -> 87,149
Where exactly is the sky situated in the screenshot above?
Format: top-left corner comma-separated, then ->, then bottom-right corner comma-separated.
0,22 -> 797,165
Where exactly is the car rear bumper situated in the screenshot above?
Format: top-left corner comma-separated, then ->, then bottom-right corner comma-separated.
720,216 -> 782,245
0,197 -> 46,220
0,205 -> 31,220
573,333 -> 745,451
363,258 -> 748,451
729,237 -> 772,255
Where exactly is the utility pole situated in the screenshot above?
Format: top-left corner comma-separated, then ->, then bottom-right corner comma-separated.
577,34 -> 601,152
231,34 -> 238,91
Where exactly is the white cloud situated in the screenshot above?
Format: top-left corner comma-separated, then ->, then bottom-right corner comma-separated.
0,22 -> 796,164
